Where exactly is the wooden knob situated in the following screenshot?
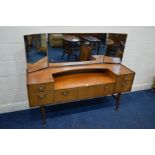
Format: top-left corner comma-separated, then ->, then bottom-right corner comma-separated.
38,86 -> 45,91
121,83 -> 126,87
124,76 -> 128,80
104,86 -> 109,90
62,91 -> 69,96
38,94 -> 46,99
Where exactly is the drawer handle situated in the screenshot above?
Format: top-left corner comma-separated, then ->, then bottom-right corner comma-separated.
121,83 -> 126,87
37,86 -> 45,91
38,94 -> 47,99
62,91 -> 69,96
104,86 -> 109,90
124,77 -> 129,80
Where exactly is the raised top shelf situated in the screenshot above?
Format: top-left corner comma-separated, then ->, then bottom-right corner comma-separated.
53,68 -> 116,90
27,63 -> 135,85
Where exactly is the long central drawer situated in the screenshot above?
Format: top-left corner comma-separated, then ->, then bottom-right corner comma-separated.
54,83 -> 115,103
54,88 -> 78,103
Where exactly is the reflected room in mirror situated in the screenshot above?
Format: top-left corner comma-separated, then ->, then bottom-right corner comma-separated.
104,33 -> 127,63
24,33 -> 128,71
24,33 -> 48,72
47,33 -> 107,63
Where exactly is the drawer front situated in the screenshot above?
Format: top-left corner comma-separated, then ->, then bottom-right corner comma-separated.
78,86 -> 93,99
117,73 -> 134,82
29,92 -> 54,107
55,88 -> 78,103
93,83 -> 115,97
104,83 -> 115,95
92,84 -> 105,97
115,81 -> 133,93
28,83 -> 53,93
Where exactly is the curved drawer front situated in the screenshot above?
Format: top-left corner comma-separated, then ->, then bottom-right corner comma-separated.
115,81 -> 133,93
29,92 -> 54,107
55,88 -> 78,103
28,83 -> 53,93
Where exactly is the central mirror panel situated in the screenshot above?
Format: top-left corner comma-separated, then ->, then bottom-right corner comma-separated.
48,33 -> 107,63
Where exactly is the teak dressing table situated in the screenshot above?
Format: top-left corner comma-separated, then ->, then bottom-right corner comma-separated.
25,33 -> 135,124
27,57 -> 135,124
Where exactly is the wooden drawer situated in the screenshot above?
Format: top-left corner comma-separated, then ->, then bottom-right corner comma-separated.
28,83 -> 53,93
115,81 -> 133,93
78,86 -> 93,99
55,88 -> 78,103
117,73 -> 134,82
104,83 -> 115,95
93,83 -> 115,97
29,92 -> 54,107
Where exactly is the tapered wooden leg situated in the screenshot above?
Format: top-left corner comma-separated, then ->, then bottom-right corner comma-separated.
112,93 -> 121,110
40,105 -> 46,125
115,93 -> 121,110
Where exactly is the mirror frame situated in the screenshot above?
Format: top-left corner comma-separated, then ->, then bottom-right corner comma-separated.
24,33 -> 48,72
24,32 -> 128,72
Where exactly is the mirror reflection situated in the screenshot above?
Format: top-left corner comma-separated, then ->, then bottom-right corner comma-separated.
105,33 -> 127,61
24,34 -> 48,72
24,33 -> 128,72
48,33 -> 107,63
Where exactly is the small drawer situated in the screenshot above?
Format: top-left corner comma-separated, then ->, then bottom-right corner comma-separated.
55,88 -> 78,103
28,83 -> 53,93
117,74 -> 134,82
29,92 -> 54,107
115,81 -> 133,93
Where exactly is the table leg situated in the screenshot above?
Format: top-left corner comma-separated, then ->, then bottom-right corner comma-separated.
112,93 -> 121,110
40,105 -> 46,125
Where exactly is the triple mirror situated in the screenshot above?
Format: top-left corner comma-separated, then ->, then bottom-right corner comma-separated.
24,33 -> 127,72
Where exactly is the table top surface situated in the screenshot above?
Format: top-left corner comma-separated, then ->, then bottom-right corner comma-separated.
27,60 -> 135,85
54,71 -> 115,90
82,35 -> 101,42
63,35 -> 80,42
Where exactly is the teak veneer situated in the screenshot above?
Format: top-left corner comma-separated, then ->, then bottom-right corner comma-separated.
27,62 -> 135,124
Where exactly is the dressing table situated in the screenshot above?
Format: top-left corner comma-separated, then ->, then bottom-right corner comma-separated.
24,33 -> 135,124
